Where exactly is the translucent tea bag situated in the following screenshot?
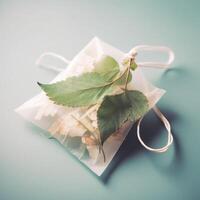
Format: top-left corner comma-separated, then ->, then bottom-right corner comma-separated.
16,37 -> 174,176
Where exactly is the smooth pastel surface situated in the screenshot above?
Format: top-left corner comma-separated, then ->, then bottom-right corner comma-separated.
0,0 -> 199,200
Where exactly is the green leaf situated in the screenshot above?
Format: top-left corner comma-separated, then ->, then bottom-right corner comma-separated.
97,90 -> 149,143
130,60 -> 137,71
38,55 -> 133,107
94,55 -> 120,81
122,57 -> 137,71
94,55 -> 132,85
114,69 -> 132,85
38,72 -> 114,107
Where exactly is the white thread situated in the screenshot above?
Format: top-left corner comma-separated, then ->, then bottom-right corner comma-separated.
129,45 -> 175,69
35,52 -> 71,72
126,45 -> 175,153
137,106 -> 173,153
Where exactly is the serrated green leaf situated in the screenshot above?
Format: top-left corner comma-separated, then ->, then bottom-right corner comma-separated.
97,90 -> 149,143
94,55 -> 120,81
38,72 -> 114,107
38,55 -> 132,107
94,55 -> 132,85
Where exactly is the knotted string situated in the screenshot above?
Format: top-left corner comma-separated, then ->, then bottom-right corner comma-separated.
126,45 -> 174,153
127,45 -> 175,68
36,45 -> 175,153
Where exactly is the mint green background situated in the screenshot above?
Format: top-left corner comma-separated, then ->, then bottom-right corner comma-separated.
0,0 -> 200,199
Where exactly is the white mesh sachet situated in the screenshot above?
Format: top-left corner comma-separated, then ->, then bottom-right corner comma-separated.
16,37 -> 174,176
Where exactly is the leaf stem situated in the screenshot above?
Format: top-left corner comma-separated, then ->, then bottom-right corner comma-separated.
71,114 -> 106,162
124,58 -> 133,91
96,130 -> 106,162
100,145 -> 106,162
71,114 -> 97,140
67,58 -> 133,162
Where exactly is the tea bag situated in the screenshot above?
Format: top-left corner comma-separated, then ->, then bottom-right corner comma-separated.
15,37 -> 174,176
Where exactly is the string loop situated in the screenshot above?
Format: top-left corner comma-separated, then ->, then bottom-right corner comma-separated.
128,45 -> 175,69
128,45 -> 174,152
137,106 -> 173,153
35,52 -> 70,72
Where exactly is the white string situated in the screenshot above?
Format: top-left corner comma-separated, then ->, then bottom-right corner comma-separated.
127,45 -> 175,152
137,106 -> 173,153
128,45 -> 175,69
35,52 -> 71,72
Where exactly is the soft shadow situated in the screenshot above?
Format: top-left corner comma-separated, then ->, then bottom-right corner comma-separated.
101,66 -> 188,183
143,123 -> 184,177
26,67 -> 186,183
26,108 -> 182,184
100,108 -> 181,183
159,66 -> 196,93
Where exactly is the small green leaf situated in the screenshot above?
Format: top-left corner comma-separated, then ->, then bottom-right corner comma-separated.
122,57 -> 137,71
130,60 -> 137,71
38,55 -> 132,107
97,90 -> 149,143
